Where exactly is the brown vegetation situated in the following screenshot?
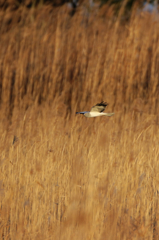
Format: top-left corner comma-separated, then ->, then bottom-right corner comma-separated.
1,2 -> 159,239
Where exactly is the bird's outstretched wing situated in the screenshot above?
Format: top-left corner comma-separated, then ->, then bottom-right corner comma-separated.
90,101 -> 108,113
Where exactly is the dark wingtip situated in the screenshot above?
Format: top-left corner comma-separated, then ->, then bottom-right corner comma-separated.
97,101 -> 108,106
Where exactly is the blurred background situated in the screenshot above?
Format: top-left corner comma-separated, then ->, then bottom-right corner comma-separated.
0,0 -> 159,118
1,0 -> 159,239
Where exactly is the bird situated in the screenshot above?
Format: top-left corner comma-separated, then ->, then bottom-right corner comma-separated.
76,101 -> 114,118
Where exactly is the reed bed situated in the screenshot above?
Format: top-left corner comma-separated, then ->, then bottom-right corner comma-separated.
1,2 -> 159,239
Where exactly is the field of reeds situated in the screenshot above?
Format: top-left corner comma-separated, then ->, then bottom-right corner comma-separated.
1,2 -> 159,239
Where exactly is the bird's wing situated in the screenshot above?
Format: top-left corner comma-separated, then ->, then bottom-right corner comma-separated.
90,101 -> 108,112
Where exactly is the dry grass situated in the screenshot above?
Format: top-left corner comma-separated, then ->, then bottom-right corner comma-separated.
1,2 -> 159,239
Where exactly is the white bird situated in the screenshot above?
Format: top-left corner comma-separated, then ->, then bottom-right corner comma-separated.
76,101 -> 114,118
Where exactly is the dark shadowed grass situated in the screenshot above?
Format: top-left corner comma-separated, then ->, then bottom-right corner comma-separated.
0,3 -> 159,117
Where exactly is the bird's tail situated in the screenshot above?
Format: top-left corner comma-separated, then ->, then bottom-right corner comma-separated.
105,113 -> 114,117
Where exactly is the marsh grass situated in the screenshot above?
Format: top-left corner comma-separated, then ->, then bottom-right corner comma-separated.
1,2 -> 159,239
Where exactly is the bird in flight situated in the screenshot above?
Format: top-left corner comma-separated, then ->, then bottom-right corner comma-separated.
76,101 -> 114,118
